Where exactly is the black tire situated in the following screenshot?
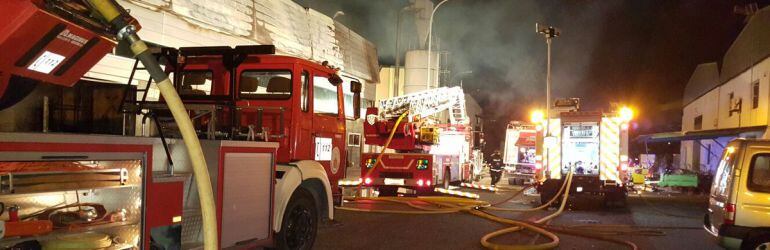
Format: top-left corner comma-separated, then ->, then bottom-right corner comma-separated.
540,180 -> 561,206
742,232 -> 770,250
275,188 -> 318,250
378,186 -> 398,196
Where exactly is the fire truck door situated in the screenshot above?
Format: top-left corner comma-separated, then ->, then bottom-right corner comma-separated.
310,73 -> 345,187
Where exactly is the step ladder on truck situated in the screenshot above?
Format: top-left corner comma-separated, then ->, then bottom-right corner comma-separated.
533,100 -> 634,207
357,87 -> 480,196
0,1 -> 361,249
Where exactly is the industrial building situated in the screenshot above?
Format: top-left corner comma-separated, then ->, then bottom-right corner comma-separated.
642,6 -> 770,174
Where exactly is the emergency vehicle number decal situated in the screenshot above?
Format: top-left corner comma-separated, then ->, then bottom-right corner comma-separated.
315,137 -> 333,161
27,51 -> 66,74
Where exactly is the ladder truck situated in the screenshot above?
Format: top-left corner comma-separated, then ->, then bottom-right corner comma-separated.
533,101 -> 633,207
0,1 -> 360,249
360,87 -> 476,195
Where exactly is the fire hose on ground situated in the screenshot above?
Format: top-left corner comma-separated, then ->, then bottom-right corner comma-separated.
337,111 -> 647,249
86,1 -> 219,249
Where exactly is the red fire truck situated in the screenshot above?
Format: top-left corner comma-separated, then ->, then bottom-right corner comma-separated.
360,87 -> 474,195
0,1 -> 359,249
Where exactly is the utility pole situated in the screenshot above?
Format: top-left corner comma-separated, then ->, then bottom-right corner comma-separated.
536,23 -> 559,178
536,23 -> 560,137
394,5 -> 418,97
426,0 -> 449,90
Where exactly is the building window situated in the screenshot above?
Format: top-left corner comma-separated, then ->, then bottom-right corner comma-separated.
348,133 -> 361,147
694,115 -> 702,130
728,92 -> 734,117
753,81 -> 760,109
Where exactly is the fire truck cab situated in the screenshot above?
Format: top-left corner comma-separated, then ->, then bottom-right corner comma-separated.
137,45 -> 361,247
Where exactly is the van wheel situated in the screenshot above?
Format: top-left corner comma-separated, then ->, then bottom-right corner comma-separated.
275,189 -> 317,250
742,232 -> 770,250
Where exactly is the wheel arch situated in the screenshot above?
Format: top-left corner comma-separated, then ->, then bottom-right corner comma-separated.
299,178 -> 330,224
273,161 -> 333,233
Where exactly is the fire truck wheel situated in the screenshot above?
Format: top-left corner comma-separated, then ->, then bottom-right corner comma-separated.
276,188 -> 318,250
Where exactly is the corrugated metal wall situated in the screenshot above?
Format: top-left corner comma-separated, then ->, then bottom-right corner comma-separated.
120,0 -> 379,83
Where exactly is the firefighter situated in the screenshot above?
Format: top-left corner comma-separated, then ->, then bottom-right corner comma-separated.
489,150 -> 504,186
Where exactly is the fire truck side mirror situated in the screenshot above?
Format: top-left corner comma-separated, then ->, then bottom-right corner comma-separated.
329,74 -> 343,86
351,81 -> 362,119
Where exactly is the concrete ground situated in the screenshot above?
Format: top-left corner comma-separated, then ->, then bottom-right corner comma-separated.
318,168 -> 718,249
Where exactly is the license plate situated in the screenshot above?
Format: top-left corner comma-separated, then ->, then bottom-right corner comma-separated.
384,178 -> 405,186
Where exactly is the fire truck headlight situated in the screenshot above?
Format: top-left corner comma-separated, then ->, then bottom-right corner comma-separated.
417,179 -> 425,186
364,177 -> 373,185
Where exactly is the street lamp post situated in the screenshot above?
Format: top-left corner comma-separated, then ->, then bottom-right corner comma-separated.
536,23 -> 560,137
426,0 -> 449,90
394,5 -> 417,97
536,23 -> 559,178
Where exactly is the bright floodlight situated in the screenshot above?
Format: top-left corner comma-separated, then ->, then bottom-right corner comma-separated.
531,110 -> 545,124
619,107 -> 634,122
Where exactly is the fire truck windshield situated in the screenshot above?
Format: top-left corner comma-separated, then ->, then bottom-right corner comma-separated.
239,70 -> 293,100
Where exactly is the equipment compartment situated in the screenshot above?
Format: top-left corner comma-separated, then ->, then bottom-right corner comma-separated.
0,159 -> 143,249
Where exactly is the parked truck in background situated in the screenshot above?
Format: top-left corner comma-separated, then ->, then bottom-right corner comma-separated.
534,103 -> 633,207
503,122 -> 538,185
360,87 -> 474,195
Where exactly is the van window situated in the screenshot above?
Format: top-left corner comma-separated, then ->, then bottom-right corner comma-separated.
711,149 -> 737,198
749,154 -> 770,193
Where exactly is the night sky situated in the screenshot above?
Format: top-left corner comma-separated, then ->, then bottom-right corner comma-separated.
296,0 -> 761,152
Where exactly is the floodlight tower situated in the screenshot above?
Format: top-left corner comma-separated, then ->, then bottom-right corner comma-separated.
536,23 -> 560,137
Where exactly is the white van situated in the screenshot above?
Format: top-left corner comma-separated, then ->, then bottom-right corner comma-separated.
704,139 -> 770,249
